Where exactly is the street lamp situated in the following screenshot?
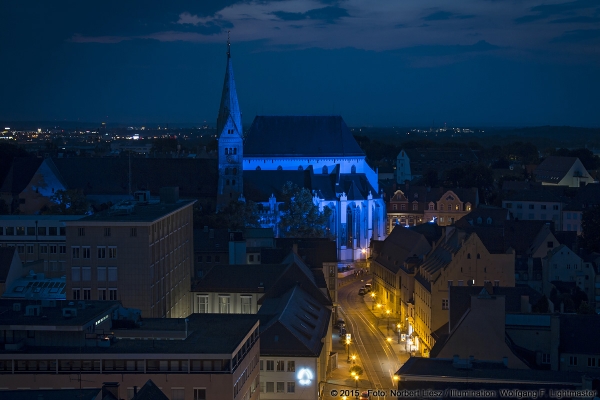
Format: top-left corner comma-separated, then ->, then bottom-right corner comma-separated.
351,354 -> 356,365
386,309 -> 391,333
397,323 -> 401,344
346,338 -> 351,362
354,375 -> 359,389
371,292 -> 376,310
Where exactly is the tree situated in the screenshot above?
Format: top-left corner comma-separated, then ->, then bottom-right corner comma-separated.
194,200 -> 260,230
581,205 -> 600,253
278,182 -> 332,238
41,189 -> 90,215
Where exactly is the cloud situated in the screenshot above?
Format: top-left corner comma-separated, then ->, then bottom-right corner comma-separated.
396,40 -> 501,57
516,0 -> 597,24
551,28 -> 600,43
271,6 -> 349,23
550,16 -> 600,23
422,10 -> 474,21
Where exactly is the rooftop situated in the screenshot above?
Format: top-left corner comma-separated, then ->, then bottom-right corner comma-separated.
67,200 -> 195,224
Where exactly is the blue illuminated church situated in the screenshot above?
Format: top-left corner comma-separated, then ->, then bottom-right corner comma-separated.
216,43 -> 386,262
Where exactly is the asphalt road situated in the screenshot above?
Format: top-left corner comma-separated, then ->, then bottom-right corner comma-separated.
337,278 -> 403,400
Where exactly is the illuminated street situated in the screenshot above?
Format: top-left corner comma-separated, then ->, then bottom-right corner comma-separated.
323,277 -> 410,400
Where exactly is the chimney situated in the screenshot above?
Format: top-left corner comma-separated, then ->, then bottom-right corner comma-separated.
102,382 -> 119,399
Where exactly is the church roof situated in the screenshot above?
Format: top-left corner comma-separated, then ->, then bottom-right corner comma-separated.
216,45 -> 242,136
244,116 -> 365,157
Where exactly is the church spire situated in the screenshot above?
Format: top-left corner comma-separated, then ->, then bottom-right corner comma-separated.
217,32 -> 242,136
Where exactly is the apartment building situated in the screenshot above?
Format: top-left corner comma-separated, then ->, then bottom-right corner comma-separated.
64,197 -> 195,318
0,215 -> 85,278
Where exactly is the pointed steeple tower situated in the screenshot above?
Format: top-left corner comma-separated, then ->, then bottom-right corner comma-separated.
217,33 -> 244,208
217,35 -> 243,137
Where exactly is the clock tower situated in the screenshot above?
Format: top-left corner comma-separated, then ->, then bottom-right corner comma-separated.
216,37 -> 244,208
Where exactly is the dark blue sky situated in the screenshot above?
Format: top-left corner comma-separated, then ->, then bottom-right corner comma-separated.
1,0 -> 599,127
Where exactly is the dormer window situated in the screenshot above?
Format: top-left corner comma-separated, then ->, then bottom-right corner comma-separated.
486,217 -> 492,224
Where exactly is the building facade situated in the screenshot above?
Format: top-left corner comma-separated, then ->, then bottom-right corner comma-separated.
64,198 -> 195,318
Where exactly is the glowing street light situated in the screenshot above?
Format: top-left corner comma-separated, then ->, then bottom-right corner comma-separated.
397,323 -> 402,344
354,374 -> 359,388
351,354 -> 356,364
371,292 -> 376,310
346,338 -> 351,362
386,309 -> 391,333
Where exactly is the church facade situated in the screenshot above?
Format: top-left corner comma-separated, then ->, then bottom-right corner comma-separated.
215,47 -> 386,262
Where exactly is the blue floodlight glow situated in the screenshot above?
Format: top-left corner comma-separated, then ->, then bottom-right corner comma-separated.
429,217 -> 437,223
297,368 -> 313,385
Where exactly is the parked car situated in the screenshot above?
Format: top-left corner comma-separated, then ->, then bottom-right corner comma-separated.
364,283 -> 372,292
335,318 -> 345,329
358,288 -> 366,295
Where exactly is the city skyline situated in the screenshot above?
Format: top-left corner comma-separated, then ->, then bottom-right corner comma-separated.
1,1 -> 599,127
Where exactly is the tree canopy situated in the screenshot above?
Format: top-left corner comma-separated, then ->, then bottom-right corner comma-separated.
278,182 -> 331,238
194,200 -> 261,230
41,189 -> 90,215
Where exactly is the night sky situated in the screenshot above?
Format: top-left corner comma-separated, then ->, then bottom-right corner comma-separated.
1,0 -> 599,127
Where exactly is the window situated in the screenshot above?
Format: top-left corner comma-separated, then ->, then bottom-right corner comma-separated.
130,228 -> 137,237
27,245 -> 34,254
249,254 -> 254,262
197,295 -> 208,313
516,203 -> 522,209
447,280 -> 453,287
266,360 -> 274,371
72,288 -> 81,300
266,382 -> 274,393
541,204 -> 547,210
59,245 -> 66,254
97,267 -> 106,281
38,227 -> 46,236
104,228 -> 111,237
529,204 -> 534,209
40,245 -> 48,254
98,289 -> 107,300
494,280 -> 500,287
109,288 -> 117,300
82,267 -> 91,281
442,299 -> 449,310
60,227 -> 65,235
78,228 -> 85,236
260,382 -> 265,393
108,267 -> 117,281
401,204 -> 406,210
553,205 -> 559,210
260,360 -> 264,370
276,360 -> 285,371
541,353 -> 550,364
241,296 -> 251,314
171,389 -> 184,400
6,227 -> 14,235
413,204 -> 418,210
72,267 -> 81,281
215,255 -> 220,263
287,361 -> 295,372
569,356 -> 577,366
83,288 -> 91,300
458,280 -> 463,286
287,382 -> 296,393
82,247 -> 90,259
193,389 -> 206,400
97,247 -> 106,258
219,296 -> 230,314
72,247 -> 80,259
392,204 -> 397,210
49,227 -> 58,235
277,382 -> 285,393
49,245 -> 57,254
588,357 -> 596,367
505,203 -> 512,208
206,255 -> 212,263
17,245 -> 24,254
108,246 -> 117,259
